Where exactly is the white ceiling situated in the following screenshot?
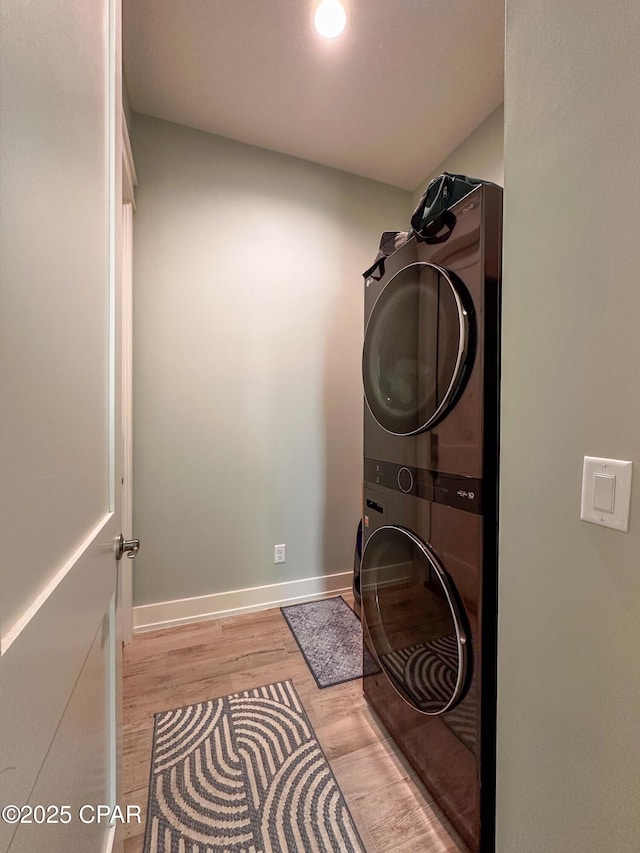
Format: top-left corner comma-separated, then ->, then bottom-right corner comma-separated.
123,1 -> 504,191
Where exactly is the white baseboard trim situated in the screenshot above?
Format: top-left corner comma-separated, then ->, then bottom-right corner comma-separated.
133,571 -> 353,634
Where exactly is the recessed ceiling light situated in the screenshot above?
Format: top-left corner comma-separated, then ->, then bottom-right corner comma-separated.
314,0 -> 347,39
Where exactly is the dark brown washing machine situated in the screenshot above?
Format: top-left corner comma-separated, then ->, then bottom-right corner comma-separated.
360,183 -> 502,853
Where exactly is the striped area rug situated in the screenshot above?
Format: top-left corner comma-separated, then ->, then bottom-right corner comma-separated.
143,680 -> 365,853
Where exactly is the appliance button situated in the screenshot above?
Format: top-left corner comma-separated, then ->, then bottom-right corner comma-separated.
397,467 -> 414,493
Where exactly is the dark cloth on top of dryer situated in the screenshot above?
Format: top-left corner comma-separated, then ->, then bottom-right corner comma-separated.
363,172 -> 503,283
411,171 -> 502,242
362,230 -> 411,281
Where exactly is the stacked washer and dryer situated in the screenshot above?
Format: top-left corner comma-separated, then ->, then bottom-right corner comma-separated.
359,183 -> 502,853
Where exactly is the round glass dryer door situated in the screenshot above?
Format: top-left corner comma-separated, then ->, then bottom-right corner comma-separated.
361,525 -> 468,715
363,263 -> 472,436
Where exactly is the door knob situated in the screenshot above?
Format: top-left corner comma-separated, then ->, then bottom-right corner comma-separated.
115,533 -> 140,560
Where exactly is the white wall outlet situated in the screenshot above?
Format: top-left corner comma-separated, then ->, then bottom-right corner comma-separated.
580,456 -> 633,532
274,544 -> 286,564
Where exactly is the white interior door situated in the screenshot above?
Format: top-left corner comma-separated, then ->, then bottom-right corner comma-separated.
0,2 -> 124,852
119,112 -> 137,647
120,200 -> 135,646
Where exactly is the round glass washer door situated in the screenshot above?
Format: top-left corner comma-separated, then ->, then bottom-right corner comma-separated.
363,262 -> 472,436
361,525 -> 468,715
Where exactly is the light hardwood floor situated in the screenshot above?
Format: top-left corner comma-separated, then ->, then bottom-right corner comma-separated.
120,594 -> 465,852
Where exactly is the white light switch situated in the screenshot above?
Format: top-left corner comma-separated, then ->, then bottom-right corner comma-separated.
581,456 -> 632,531
593,473 -> 615,513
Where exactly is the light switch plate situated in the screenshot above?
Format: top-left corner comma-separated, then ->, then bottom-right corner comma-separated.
580,456 -> 633,531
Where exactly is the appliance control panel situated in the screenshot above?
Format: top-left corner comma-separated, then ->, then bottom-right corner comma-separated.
364,458 -> 482,514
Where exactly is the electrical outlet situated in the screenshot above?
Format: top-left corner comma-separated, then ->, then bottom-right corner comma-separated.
274,544 -> 286,564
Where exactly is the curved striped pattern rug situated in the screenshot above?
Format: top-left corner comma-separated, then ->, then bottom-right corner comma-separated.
143,680 -> 365,853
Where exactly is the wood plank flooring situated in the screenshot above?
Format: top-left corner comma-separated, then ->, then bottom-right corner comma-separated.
120,595 -> 465,852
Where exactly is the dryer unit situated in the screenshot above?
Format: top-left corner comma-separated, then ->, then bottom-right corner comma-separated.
361,183 -> 502,853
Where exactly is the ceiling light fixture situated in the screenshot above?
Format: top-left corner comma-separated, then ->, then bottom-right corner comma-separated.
314,0 -> 347,39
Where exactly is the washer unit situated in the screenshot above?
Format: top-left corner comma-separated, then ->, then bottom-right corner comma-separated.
360,183 -> 502,853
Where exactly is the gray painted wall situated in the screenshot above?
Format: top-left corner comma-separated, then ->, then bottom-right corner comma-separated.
411,105 -> 504,205
497,2 -> 640,851
131,115 -> 409,606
